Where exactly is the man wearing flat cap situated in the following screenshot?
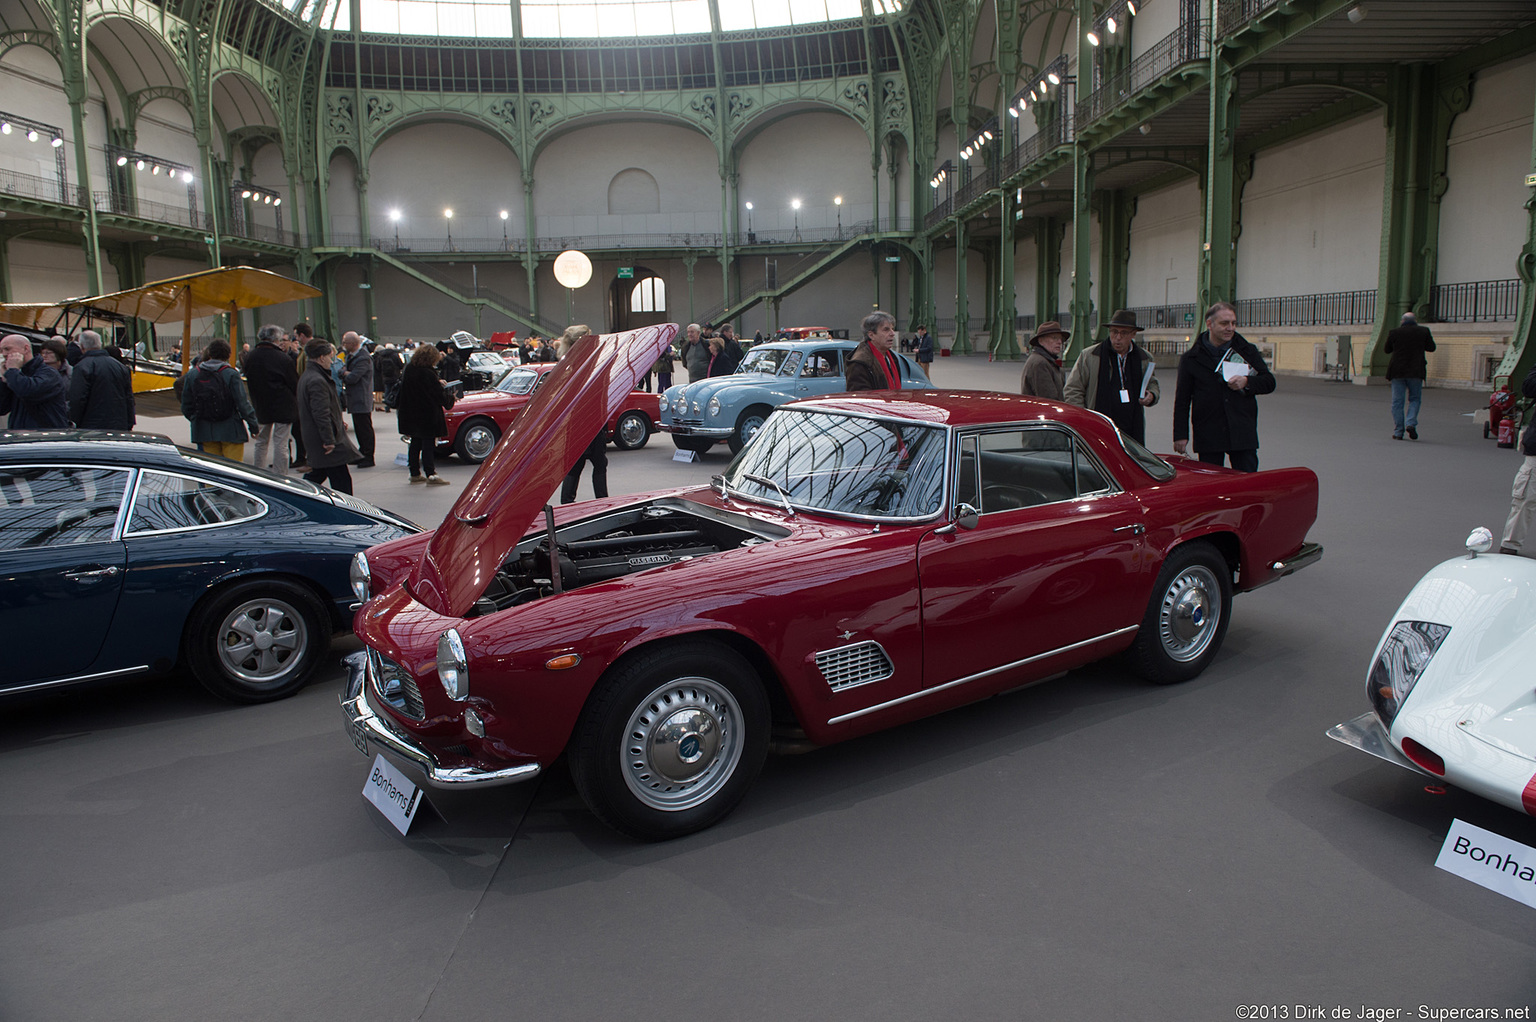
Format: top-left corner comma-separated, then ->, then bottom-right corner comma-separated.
1064,309 -> 1160,444
1021,321 -> 1068,400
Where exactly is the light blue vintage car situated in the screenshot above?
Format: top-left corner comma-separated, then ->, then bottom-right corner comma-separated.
659,340 -> 935,453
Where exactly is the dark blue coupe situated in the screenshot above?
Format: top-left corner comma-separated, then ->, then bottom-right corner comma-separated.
0,431 -> 417,702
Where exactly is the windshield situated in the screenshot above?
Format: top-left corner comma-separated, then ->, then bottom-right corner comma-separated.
495,367 -> 543,395
1119,432 -> 1176,481
724,408 -> 948,519
737,347 -> 792,375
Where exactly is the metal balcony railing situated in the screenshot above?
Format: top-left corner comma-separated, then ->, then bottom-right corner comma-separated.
1429,279 -> 1521,323
95,191 -> 212,233
1216,0 -> 1283,36
1076,20 -> 1209,127
0,167 -> 73,206
1236,289 -> 1377,327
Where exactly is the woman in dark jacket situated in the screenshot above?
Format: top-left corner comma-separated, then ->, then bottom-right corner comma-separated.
395,344 -> 453,484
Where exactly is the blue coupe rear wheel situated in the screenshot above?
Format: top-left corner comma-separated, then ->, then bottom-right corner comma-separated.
185,579 -> 329,703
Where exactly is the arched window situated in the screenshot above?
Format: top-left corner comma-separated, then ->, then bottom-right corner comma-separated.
630,276 -> 666,313
608,168 -> 660,215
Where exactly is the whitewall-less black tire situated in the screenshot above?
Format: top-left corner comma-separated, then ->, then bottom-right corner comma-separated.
1127,541 -> 1232,684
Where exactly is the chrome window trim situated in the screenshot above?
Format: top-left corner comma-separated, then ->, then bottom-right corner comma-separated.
123,469 -> 269,537
0,461 -> 137,543
826,624 -> 1139,726
955,421 -> 1124,516
724,407 -> 951,524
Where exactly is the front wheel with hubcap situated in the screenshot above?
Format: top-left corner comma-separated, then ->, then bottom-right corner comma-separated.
184,578 -> 330,702
612,410 -> 651,450
727,405 -> 772,454
1126,541 -> 1232,684
570,643 -> 769,841
454,417 -> 501,463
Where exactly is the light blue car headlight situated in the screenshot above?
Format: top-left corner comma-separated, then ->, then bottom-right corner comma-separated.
707,396 -> 721,417
658,393 -> 669,413
1368,620 -> 1450,726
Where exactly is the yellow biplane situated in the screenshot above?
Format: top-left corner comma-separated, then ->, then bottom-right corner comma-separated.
1,266 -> 321,393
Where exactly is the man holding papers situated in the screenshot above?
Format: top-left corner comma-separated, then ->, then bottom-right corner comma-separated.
1064,309 -> 1160,444
1172,301 -> 1276,472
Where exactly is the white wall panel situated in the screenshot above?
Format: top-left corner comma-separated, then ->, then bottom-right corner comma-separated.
1237,111 -> 1385,298
133,99 -> 201,211
7,240 -> 118,302
369,123 -> 522,245
738,112 -> 877,233
0,46 -> 73,185
1439,55 -> 1536,285
327,151 -> 360,238
1127,175 -> 1200,307
533,120 -> 716,240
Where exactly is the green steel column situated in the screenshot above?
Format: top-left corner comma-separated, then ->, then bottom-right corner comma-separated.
1199,23 -> 1239,309
953,219 -> 971,355
1493,71 -> 1536,382
58,0 -> 103,295
996,188 -> 1020,358
872,247 -> 882,310
364,256 -> 377,336
0,235 -> 10,302
522,174 -> 539,321
913,237 -> 934,333
1037,217 -> 1063,326
1067,0 -> 1094,362
356,170 -> 371,249
1365,64 -> 1469,377
684,253 -> 698,323
1097,190 -> 1133,335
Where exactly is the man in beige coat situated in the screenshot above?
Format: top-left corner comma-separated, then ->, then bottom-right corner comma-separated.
1064,309 -> 1160,444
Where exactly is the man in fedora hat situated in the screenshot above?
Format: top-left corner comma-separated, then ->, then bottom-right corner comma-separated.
1064,309 -> 1160,444
1021,321 -> 1069,400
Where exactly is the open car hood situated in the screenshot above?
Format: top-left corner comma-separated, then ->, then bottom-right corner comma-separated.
411,323 -> 677,617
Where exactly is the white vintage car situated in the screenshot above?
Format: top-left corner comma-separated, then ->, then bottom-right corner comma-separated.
1328,528 -> 1536,818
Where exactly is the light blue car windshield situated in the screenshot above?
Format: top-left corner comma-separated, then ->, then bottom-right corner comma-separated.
737,348 -> 790,375
725,408 -> 948,519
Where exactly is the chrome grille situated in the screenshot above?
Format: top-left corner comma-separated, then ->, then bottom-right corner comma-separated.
370,648 -> 425,719
814,641 -> 894,692
672,417 -> 705,429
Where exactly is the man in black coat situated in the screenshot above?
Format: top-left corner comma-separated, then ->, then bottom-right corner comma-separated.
1172,302 -> 1276,473
67,329 -> 135,429
245,324 -> 299,474
1384,311 -> 1436,440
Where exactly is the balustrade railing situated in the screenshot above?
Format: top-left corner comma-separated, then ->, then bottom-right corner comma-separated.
1216,0 -> 1282,36
1429,279 -> 1521,323
0,167 -> 72,206
1236,289 -> 1376,327
1077,20 -> 1209,127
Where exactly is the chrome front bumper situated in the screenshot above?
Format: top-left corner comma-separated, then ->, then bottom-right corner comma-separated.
340,651 -> 541,789
1325,711 -> 1434,778
657,419 -> 731,438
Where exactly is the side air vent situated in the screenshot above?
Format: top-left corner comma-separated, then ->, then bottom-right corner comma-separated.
814,641 -> 894,692
370,648 -> 425,719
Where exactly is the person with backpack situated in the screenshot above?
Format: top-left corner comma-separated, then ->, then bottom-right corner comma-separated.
180,339 -> 259,461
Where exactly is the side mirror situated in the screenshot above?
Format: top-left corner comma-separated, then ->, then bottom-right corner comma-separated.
953,502 -> 979,530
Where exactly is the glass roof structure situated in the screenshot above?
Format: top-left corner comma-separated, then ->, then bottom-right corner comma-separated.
333,0 -> 870,39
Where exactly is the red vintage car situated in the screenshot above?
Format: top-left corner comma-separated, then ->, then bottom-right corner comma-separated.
342,324 -> 1322,840
441,361 -> 660,463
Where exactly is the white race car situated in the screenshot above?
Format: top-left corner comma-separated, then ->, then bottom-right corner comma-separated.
1329,528 -> 1536,818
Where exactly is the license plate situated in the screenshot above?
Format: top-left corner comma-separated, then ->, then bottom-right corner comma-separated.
347,713 -> 369,757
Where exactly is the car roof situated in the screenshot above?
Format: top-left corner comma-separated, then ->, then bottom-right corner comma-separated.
0,429 -> 183,460
785,390 -> 1116,435
747,340 -> 856,354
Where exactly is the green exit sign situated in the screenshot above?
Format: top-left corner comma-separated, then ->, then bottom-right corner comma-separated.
1184,312 -> 1194,323
617,267 -> 634,279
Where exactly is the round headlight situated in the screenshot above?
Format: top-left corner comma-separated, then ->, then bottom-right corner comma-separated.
707,396 -> 721,417
438,628 -> 469,701
349,551 -> 370,603
657,394 -> 669,413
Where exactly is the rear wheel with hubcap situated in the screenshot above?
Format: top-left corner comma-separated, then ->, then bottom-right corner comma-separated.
1126,541 -> 1232,684
185,578 -> 330,703
728,405 -> 772,454
570,643 -> 769,840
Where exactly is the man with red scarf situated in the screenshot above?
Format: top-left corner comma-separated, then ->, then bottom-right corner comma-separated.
846,311 -> 904,391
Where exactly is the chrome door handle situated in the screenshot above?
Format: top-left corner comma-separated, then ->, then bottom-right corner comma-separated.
1113,524 -> 1145,535
65,565 -> 121,581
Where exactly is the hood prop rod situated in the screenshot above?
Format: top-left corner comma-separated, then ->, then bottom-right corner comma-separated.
543,504 -> 562,596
